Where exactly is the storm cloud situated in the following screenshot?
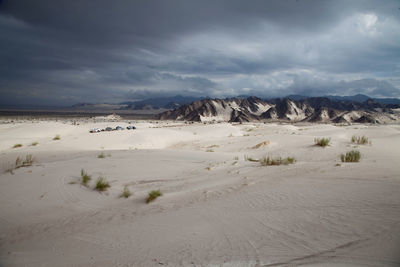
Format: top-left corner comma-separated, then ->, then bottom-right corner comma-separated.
0,0 -> 400,106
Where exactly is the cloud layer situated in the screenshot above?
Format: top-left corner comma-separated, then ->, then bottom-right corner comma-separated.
1,0 -> 400,105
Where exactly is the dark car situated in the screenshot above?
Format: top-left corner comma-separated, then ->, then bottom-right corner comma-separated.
115,126 -> 123,131
105,127 -> 113,131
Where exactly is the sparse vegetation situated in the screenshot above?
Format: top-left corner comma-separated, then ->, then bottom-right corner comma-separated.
30,141 -> 39,146
260,156 -> 296,166
207,145 -> 219,148
244,155 -> 259,162
95,177 -> 110,191
341,150 -> 361,162
146,190 -> 162,203
253,140 -> 270,149
351,135 -> 370,145
80,169 -> 92,186
120,185 -> 131,198
233,156 -> 239,160
53,134 -> 61,140
97,152 -> 106,158
13,144 -> 23,148
15,154 -> 34,168
206,149 -> 214,152
21,154 -> 34,167
314,137 -> 331,147
4,155 -> 35,174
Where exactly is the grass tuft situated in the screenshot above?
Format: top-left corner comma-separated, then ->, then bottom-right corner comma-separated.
4,155 -> 35,174
13,144 -> 23,148
21,154 -> 34,167
351,135 -> 370,145
341,150 -> 361,162
244,155 -> 259,162
260,156 -> 296,166
206,149 -> 214,152
95,177 -> 110,191
207,145 -> 219,148
30,141 -> 39,146
14,154 -> 34,168
253,141 -> 270,149
314,137 -> 331,147
146,190 -> 162,203
80,169 -> 92,186
120,185 -> 131,198
97,152 -> 106,158
53,134 -> 61,140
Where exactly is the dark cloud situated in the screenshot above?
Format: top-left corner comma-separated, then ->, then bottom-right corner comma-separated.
0,0 -> 400,106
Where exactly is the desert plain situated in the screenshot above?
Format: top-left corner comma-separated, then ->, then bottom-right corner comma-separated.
0,117 -> 400,267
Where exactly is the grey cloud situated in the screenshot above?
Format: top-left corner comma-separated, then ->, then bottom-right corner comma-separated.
0,0 -> 400,106
123,73 -> 219,100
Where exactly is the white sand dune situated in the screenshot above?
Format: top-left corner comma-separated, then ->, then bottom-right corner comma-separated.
0,119 -> 400,266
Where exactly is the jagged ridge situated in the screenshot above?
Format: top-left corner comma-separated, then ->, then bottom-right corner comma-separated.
158,96 -> 400,123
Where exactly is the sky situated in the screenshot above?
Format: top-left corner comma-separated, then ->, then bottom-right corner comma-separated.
0,0 -> 400,106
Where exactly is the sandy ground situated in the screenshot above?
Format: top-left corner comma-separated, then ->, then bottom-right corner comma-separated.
0,119 -> 400,266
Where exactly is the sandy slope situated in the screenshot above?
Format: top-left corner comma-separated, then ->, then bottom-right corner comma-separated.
0,120 -> 400,266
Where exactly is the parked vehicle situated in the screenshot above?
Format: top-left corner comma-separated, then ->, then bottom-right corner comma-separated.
89,128 -> 101,133
127,125 -> 136,130
91,126 -> 130,133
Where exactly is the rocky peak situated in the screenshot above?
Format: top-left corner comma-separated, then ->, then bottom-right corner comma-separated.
158,96 -> 400,123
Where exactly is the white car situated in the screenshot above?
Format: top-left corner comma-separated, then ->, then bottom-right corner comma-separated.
89,128 -> 101,133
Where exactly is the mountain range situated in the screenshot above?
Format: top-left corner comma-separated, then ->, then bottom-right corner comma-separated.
71,94 -> 400,111
158,96 -> 400,124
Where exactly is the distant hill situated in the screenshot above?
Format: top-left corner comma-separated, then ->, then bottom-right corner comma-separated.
120,95 -> 202,110
369,98 -> 400,105
287,94 -> 400,105
71,103 -> 127,110
325,94 -> 371,102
